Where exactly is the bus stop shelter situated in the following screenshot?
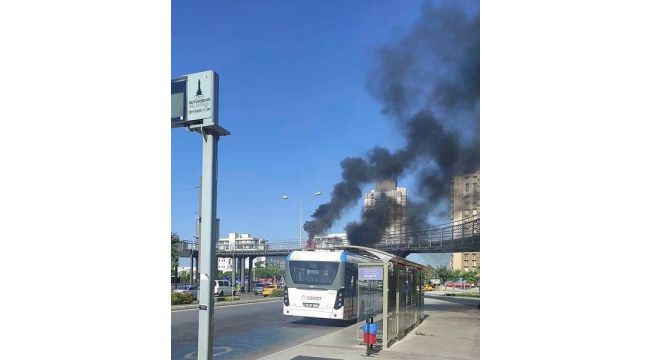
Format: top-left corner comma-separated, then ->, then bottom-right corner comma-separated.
336,245 -> 427,349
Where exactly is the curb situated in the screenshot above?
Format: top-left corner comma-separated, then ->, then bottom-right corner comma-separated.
171,297 -> 283,311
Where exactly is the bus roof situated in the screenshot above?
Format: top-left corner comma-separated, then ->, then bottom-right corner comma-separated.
288,250 -> 345,262
286,246 -> 426,270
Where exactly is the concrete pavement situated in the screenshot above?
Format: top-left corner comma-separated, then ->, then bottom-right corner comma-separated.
258,295 -> 479,360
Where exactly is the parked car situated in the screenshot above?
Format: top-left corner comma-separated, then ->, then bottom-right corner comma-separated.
263,284 -> 281,297
214,280 -> 236,297
253,282 -> 266,295
173,285 -> 198,300
422,284 -> 434,292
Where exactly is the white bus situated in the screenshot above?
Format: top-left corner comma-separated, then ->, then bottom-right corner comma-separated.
282,248 -> 384,320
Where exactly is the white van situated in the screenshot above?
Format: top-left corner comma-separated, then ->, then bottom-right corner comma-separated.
214,280 -> 236,297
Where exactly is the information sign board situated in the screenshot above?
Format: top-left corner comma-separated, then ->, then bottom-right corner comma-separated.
359,267 -> 384,281
186,71 -> 215,122
171,70 -> 218,128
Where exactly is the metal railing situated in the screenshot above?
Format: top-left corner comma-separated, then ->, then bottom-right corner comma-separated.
376,216 -> 479,253
177,240 -> 301,257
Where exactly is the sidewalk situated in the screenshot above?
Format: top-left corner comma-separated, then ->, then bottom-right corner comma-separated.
258,295 -> 479,360
171,296 -> 282,311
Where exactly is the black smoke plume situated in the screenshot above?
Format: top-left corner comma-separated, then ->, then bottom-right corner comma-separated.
345,194 -> 395,247
304,1 -> 480,245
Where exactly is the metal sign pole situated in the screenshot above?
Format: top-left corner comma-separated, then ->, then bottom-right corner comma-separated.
196,130 -> 219,360
173,70 -> 229,360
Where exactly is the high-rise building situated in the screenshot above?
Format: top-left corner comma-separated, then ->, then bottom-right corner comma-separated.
216,233 -> 268,272
450,170 -> 480,272
363,179 -> 407,246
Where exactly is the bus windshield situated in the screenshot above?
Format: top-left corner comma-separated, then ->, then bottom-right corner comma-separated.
289,261 -> 339,286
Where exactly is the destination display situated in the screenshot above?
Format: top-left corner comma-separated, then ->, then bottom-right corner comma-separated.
171,78 -> 187,126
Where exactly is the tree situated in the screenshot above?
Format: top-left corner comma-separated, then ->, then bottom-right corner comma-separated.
267,264 -> 283,280
171,232 -> 180,275
461,267 -> 480,283
424,265 -> 435,281
462,270 -> 477,283
451,269 -> 463,282
255,262 -> 283,281
431,265 -> 453,283
179,270 -> 191,283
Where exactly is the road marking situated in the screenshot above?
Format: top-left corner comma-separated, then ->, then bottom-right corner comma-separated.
183,346 -> 233,359
172,299 -> 283,312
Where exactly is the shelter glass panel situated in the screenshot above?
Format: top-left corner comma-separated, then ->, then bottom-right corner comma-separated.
398,267 -> 408,336
386,263 -> 397,346
356,264 -> 384,345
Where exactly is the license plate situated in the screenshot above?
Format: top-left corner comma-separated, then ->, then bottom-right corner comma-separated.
303,303 -> 319,308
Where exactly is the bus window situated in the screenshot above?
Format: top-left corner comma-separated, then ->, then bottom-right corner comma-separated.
289,261 -> 339,285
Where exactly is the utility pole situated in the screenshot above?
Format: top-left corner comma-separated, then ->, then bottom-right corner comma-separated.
172,70 -> 230,360
196,177 -> 201,286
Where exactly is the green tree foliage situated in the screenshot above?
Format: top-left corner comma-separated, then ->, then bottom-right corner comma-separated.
431,265 -> 453,283
171,232 -> 180,275
461,268 -> 480,283
255,262 -> 283,280
179,270 -> 191,283
429,265 -> 480,283
424,265 -> 435,280
451,269 -> 463,281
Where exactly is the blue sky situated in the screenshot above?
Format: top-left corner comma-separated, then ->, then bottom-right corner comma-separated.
172,0 -> 477,267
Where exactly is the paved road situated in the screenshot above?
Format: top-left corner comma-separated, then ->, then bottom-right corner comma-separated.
172,299 -> 355,359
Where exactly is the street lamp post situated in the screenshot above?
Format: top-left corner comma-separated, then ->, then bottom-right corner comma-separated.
282,192 -> 321,249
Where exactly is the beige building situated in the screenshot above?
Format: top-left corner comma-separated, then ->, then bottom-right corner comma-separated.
450,170 -> 480,272
314,232 -> 349,249
363,179 -> 407,246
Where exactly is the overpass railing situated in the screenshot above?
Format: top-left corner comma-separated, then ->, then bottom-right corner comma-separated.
376,216 -> 480,252
176,216 -> 479,256
176,240 -> 301,257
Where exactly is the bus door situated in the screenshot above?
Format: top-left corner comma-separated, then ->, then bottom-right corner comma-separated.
344,263 -> 356,319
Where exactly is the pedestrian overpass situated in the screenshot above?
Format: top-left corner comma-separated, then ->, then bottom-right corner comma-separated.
175,216 -> 479,290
